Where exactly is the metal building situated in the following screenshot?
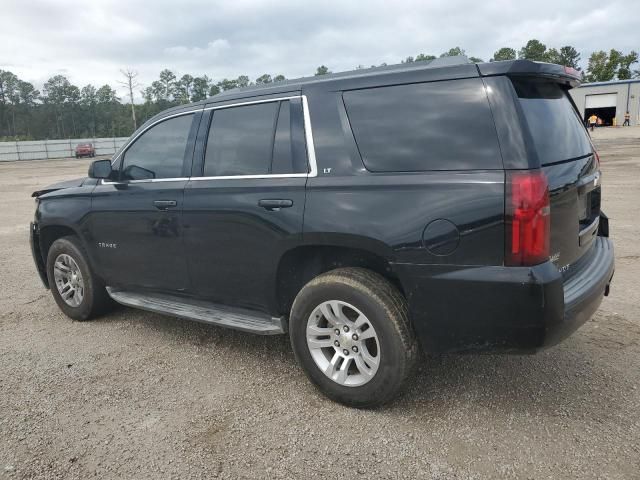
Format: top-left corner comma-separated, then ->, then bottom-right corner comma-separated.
570,79 -> 640,126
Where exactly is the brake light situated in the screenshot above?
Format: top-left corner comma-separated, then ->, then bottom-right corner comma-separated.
587,136 -> 600,167
505,171 -> 550,266
563,65 -> 580,78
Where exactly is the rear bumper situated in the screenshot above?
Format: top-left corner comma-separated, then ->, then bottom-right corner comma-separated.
547,236 -> 614,347
394,236 -> 614,353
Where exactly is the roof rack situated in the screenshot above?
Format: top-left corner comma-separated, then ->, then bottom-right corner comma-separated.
425,55 -> 470,68
210,55 -> 474,100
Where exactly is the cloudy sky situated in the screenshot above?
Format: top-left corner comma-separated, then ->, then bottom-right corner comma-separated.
1,0 -> 637,100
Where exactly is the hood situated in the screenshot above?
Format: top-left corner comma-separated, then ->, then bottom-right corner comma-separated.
31,177 -> 87,198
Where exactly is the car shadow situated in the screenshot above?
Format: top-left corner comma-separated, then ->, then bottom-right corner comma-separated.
98,306 -> 627,418
396,344 -> 623,418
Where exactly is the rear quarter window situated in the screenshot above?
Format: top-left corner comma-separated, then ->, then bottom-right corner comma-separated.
342,78 -> 502,172
511,79 -> 592,165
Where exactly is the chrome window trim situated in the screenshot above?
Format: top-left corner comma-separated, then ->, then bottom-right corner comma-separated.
301,95 -> 318,177
201,95 -> 302,112
105,177 -> 189,184
102,94 -> 317,185
190,173 -> 308,181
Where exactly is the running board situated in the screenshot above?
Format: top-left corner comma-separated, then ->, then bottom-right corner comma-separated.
106,288 -> 286,335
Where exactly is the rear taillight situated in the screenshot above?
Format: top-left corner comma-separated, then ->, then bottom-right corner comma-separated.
587,136 -> 600,167
505,170 -> 550,266
563,65 -> 581,78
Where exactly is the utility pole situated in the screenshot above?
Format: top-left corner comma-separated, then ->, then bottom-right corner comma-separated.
119,69 -> 139,131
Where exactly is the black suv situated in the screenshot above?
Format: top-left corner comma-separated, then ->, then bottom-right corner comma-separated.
30,59 -> 614,407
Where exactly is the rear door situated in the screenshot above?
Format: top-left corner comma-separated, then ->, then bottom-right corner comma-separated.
511,78 -> 600,274
183,96 -> 310,313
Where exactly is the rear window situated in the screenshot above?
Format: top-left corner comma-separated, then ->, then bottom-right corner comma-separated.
342,78 -> 502,172
512,79 -> 591,165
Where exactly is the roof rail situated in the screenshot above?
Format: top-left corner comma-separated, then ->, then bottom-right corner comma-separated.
426,55 -> 470,68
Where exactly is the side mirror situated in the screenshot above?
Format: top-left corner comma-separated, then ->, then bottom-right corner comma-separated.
122,164 -> 155,181
88,159 -> 112,179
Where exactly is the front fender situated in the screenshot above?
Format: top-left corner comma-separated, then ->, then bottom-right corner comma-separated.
30,222 -> 49,288
34,186 -> 98,280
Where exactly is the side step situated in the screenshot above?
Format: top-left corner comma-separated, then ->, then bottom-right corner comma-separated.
106,288 -> 286,335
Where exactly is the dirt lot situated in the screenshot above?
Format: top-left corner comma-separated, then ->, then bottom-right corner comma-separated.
1,128 -> 639,479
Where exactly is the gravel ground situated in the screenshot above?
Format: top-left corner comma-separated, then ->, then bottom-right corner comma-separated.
1,128 -> 639,479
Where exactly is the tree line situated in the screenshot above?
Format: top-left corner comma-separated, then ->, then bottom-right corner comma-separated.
490,40 -> 638,81
0,39 -> 637,141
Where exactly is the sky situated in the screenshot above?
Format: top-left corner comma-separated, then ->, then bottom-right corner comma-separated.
1,0 -> 638,101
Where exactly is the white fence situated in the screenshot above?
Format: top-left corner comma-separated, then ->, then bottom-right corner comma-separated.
0,137 -> 130,162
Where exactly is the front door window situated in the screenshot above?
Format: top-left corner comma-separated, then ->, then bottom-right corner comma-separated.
121,114 -> 194,180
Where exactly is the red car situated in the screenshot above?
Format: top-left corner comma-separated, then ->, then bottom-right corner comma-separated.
75,143 -> 96,158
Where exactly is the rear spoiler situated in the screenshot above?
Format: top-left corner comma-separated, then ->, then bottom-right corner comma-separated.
477,60 -> 582,88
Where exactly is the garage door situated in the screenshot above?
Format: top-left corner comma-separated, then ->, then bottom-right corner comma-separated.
585,93 -> 617,109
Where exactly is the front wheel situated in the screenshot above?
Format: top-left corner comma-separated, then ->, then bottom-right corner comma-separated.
46,236 -> 113,320
289,268 -> 418,408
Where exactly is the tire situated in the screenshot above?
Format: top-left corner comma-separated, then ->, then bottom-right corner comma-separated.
289,267 -> 418,408
46,236 -> 113,321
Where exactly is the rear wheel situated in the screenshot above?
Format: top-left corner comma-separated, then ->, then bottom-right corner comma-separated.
289,267 -> 418,407
46,236 -> 112,320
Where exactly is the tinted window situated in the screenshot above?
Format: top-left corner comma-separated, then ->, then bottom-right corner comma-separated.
512,79 -> 591,165
271,101 -> 295,174
121,114 -> 193,180
343,78 -> 502,172
204,102 -> 279,176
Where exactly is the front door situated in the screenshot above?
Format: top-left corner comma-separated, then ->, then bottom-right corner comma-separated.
183,97 -> 310,313
88,110 -> 200,292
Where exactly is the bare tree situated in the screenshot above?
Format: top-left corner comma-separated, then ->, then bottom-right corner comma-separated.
118,69 -> 139,130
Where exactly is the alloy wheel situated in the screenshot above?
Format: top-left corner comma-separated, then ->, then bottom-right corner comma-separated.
306,300 -> 380,387
53,253 -> 85,307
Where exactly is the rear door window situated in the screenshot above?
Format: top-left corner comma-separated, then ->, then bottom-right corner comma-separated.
203,99 -> 308,177
204,102 -> 278,177
342,78 -> 502,172
511,79 -> 592,165
271,101 -> 293,174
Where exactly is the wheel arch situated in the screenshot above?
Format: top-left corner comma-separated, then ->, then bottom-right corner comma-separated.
39,224 -> 79,260
37,223 -> 98,278
273,238 -> 404,318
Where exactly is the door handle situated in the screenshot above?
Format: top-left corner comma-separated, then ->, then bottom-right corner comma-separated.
153,200 -> 177,210
258,199 -> 293,211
